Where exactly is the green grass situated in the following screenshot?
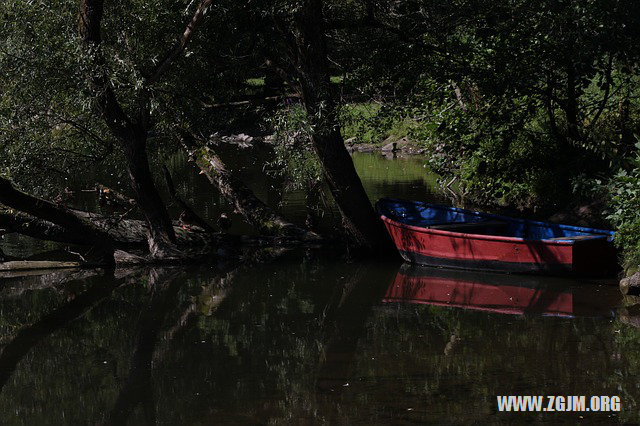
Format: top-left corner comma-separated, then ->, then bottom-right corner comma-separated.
247,76 -> 342,86
339,102 -> 416,145
245,77 -> 265,87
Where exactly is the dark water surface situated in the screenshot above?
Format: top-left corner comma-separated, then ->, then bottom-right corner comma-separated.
1,153 -> 639,424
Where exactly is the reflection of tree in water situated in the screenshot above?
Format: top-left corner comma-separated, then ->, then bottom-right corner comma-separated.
341,304 -> 628,423
102,269 -> 184,425
0,251 -> 341,423
2,255 -> 640,424
0,269 -> 140,423
0,271 -> 129,391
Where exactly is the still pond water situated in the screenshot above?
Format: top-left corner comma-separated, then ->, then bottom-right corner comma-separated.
1,152 -> 639,424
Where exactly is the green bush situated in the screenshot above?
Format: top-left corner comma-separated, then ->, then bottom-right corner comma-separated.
608,145 -> 640,271
266,105 -> 323,193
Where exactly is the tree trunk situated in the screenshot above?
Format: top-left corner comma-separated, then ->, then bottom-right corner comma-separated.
291,0 -> 395,255
565,60 -> 581,143
123,131 -> 179,257
78,0 -> 179,259
0,208 -> 94,246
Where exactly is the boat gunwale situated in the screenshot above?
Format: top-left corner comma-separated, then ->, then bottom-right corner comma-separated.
380,215 -> 573,244
377,198 -> 615,243
378,198 -> 614,236
380,214 -> 612,245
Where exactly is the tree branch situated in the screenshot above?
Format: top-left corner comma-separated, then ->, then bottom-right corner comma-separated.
0,206 -> 213,249
145,0 -> 214,86
162,164 -> 216,233
587,52 -> 614,132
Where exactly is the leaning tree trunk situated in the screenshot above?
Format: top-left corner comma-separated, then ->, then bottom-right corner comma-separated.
0,177 -> 115,266
292,0 -> 395,255
182,136 -> 321,240
78,0 -> 179,259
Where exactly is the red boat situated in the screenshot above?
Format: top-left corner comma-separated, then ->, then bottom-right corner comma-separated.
384,265 -> 620,317
377,198 -> 618,276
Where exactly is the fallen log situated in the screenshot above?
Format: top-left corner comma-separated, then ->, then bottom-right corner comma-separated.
74,210 -> 214,247
96,184 -> 136,207
0,209 -> 95,246
0,177 -> 114,246
1,209 -> 329,265
0,260 -> 81,272
0,177 -> 115,265
0,170 -> 333,268
0,207 -> 213,248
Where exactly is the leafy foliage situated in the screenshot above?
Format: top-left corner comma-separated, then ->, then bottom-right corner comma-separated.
0,0 -> 268,197
325,1 -> 640,218
608,145 -> 640,270
339,103 -> 415,145
267,104 -> 323,193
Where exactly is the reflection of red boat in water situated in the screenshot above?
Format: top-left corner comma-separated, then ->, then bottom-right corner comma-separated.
384,265 -> 620,318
